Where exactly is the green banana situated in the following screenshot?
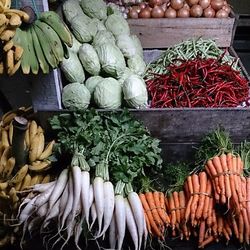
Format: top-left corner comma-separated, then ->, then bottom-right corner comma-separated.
39,11 -> 73,48
26,29 -> 39,75
33,23 -> 58,69
13,28 -> 30,74
30,26 -> 50,74
35,20 -> 64,63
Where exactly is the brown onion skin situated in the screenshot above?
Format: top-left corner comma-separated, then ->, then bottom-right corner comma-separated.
139,2 -> 147,9
223,4 -> 231,14
151,6 -> 165,17
128,9 -> 139,18
132,5 -> 142,13
148,0 -> 163,7
199,0 -> 210,9
177,7 -> 190,17
216,9 -> 229,18
190,4 -> 203,17
187,0 -> 199,6
211,0 -> 224,10
165,7 -> 177,17
170,0 -> 184,10
203,6 -> 215,17
138,8 -> 151,18
183,3 -> 190,10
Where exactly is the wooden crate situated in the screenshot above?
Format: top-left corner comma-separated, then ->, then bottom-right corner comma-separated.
128,13 -> 236,48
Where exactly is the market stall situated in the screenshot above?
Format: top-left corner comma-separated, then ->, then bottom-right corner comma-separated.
0,0 -> 250,249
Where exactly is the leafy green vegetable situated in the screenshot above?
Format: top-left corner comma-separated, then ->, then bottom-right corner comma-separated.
50,110 -> 162,188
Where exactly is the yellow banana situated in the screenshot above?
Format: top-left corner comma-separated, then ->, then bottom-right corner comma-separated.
0,61 -> 4,74
29,174 -> 40,186
37,126 -> 44,133
14,180 -> 22,191
41,174 -> 51,184
36,132 -> 45,159
24,127 -> 30,149
1,129 -> 9,148
0,29 -> 15,41
8,122 -> 13,145
0,1 -> 4,13
0,13 -> 7,26
8,164 -> 28,186
8,59 -> 21,76
3,38 -> 13,52
29,120 -> 37,143
37,174 -> 44,183
2,111 -> 16,127
29,134 -> 39,162
29,160 -> 51,173
14,45 -> 24,61
9,187 -> 19,203
4,9 -> 29,22
20,173 -> 31,190
38,140 -> 55,160
0,182 -> 8,190
6,48 -> 14,74
0,190 -> 9,199
3,157 -> 15,178
2,0 -> 11,9
0,146 -> 11,167
0,23 -> 7,35
8,13 -> 21,27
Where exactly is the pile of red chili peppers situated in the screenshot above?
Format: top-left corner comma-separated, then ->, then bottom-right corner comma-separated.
146,57 -> 249,108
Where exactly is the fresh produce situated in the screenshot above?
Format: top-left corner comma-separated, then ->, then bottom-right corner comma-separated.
60,0 -> 148,109
0,0 -> 30,75
11,11 -> 73,75
127,0 -> 231,18
80,0 -> 108,20
146,56 -> 249,108
17,110 -> 162,249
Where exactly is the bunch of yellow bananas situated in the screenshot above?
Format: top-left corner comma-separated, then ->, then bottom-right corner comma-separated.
0,0 -> 30,75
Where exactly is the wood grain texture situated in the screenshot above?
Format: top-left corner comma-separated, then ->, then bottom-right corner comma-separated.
128,17 -> 235,48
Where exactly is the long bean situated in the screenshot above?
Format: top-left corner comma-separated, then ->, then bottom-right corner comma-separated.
145,38 -> 240,80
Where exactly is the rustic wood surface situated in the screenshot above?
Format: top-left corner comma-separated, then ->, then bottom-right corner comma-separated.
128,16 -> 235,48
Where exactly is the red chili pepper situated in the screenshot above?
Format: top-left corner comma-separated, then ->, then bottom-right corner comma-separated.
146,57 -> 249,108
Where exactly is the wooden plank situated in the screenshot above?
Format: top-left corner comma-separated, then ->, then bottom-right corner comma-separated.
128,16 -> 235,48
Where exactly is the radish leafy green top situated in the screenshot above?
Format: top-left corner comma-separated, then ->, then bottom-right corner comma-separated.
50,110 -> 162,185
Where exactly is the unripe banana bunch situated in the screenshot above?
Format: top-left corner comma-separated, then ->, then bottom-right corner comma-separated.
0,0 -> 30,75
12,11 -> 73,75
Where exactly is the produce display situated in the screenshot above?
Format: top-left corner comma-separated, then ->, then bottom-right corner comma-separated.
127,0 -> 231,19
60,0 -> 148,109
0,108 -> 55,247
0,0 -> 30,75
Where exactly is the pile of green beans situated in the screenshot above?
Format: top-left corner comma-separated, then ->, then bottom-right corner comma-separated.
145,38 -> 240,79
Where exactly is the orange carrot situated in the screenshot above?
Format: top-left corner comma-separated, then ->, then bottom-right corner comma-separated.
202,180 -> 212,220
238,213 -> 244,243
236,155 -> 244,175
191,174 -> 200,225
185,176 -> 194,222
145,192 -> 163,227
196,172 -> 207,220
222,228 -> 230,242
198,235 -> 214,249
242,208 -> 250,245
241,177 -> 247,209
206,159 -> 221,194
179,191 -> 186,221
173,191 -> 181,224
217,216 -> 223,235
212,156 -> 225,197
160,192 -> 170,225
211,210 -> 217,236
154,191 -> 170,225
220,153 -> 232,199
164,196 -> 169,211
206,198 -> 213,228
231,216 -> 239,239
198,220 -> 206,244
247,178 -> 250,224
139,193 -> 162,237
224,219 -> 232,237
187,176 -> 193,195
168,193 -> 176,230
144,211 -> 152,234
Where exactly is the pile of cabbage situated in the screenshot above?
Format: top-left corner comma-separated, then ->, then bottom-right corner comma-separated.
60,0 -> 148,110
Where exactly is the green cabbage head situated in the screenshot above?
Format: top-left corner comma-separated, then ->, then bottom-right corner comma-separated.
85,76 -> 104,94
92,30 -> 116,48
123,75 -> 148,108
105,14 -> 130,37
80,0 -> 107,20
94,78 -> 122,109
62,82 -> 91,110
127,55 -> 146,76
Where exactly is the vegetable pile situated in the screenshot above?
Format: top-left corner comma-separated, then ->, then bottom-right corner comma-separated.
60,0 -> 148,110
17,110 -> 162,249
147,57 -> 249,108
127,0 -> 231,19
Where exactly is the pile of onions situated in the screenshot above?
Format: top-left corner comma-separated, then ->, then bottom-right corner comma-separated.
127,0 -> 231,18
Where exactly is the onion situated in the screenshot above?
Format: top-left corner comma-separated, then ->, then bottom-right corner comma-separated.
183,3 -> 190,10
223,4 -> 231,14
170,0 -> 184,10
139,2 -> 147,9
165,7 -> 177,17
211,0 -> 224,10
203,6 -> 215,17
190,4 -> 203,17
138,8 -> 151,18
151,6 -> 165,17
216,9 -> 229,18
128,9 -> 139,18
149,0 -> 163,7
177,7 -> 190,17
187,0 -> 199,6
199,0 -> 210,9
132,5 -> 141,13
